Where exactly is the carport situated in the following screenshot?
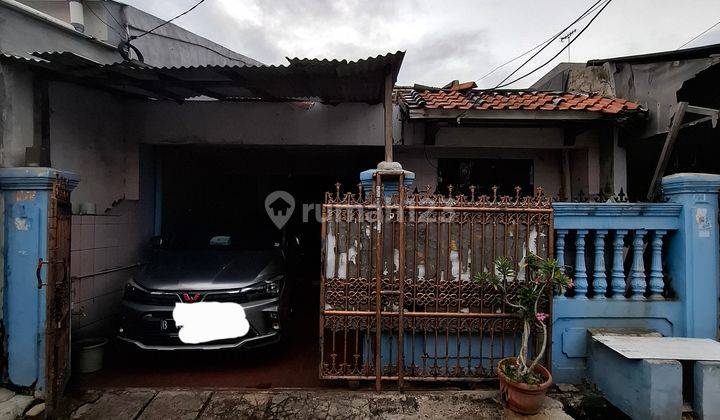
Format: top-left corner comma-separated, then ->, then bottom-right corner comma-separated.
0,50 -> 403,398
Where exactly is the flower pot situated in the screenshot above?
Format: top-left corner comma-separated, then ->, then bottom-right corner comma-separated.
497,357 -> 552,415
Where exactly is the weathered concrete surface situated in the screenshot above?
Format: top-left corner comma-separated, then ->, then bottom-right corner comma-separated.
694,361 -> 720,420
138,390 -> 212,420
0,393 -> 33,420
70,390 -> 156,420
58,388 -> 573,419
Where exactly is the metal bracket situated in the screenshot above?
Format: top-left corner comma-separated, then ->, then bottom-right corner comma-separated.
36,258 -> 68,289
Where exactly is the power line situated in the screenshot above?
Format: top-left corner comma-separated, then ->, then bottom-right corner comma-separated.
477,35 -> 556,83
130,0 -> 206,40
457,0 -> 606,122
99,0 -> 129,39
495,0 -> 613,89
127,25 -> 256,64
677,19 -> 720,50
493,0 -> 605,89
82,0 -> 126,39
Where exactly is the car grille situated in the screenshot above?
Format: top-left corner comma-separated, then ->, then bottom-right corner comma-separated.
126,291 -> 179,305
203,292 -> 250,303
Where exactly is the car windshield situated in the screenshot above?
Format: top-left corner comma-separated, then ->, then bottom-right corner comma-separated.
161,225 -> 281,250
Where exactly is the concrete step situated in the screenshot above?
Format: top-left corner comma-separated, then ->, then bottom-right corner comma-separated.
587,332 -> 720,420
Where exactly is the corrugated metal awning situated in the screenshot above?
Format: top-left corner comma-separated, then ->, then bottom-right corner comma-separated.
1,51 -> 405,104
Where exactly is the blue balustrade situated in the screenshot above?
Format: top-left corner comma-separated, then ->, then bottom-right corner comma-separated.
553,203 -> 681,301
551,173 -> 720,383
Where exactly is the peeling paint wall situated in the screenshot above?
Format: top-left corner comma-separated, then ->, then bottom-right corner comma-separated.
0,62 -> 35,168
48,82 -> 137,212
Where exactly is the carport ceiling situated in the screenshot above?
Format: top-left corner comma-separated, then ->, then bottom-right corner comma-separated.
2,51 -> 404,104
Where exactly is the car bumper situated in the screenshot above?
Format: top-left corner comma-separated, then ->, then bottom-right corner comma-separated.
118,297 -> 282,351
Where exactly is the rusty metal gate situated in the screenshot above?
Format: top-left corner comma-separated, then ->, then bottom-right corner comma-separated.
319,174 -> 554,389
41,178 -> 73,412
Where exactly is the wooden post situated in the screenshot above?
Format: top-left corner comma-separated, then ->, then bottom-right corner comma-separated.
560,150 -> 572,201
384,73 -> 393,163
647,101 -> 688,201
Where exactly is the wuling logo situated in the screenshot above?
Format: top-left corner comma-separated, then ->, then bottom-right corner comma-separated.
181,292 -> 203,303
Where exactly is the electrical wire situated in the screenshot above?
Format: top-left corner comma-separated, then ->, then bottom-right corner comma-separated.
495,0 -> 613,89
476,34 -> 557,83
126,25 -> 258,64
493,0 -> 604,89
130,0 -> 206,40
456,0 -> 607,122
99,0 -> 129,39
82,0 -> 126,39
677,19 -> 720,50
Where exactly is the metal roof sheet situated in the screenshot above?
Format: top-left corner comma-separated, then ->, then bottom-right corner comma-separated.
1,51 -> 405,104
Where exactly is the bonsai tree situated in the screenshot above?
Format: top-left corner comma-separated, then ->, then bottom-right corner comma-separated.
475,254 -> 573,384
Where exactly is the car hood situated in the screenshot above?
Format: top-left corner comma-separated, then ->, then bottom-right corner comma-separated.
135,249 -> 283,291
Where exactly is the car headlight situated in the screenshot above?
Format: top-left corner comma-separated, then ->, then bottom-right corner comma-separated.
241,275 -> 283,300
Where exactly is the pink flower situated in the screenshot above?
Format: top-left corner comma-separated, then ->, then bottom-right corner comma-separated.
535,312 -> 549,322
532,276 -> 542,284
567,280 -> 575,288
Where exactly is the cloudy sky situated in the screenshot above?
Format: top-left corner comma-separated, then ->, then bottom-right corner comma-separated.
122,0 -> 720,88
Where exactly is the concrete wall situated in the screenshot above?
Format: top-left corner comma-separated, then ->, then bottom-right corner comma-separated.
0,1 -> 119,63
48,82 -> 137,212
0,62 -> 34,168
130,100 -> 385,147
2,0 -> 259,67
397,123 -> 609,197
45,82 -> 155,339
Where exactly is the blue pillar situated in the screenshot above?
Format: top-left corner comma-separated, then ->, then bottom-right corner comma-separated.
662,173 -> 720,338
574,230 -> 589,298
0,168 -> 78,389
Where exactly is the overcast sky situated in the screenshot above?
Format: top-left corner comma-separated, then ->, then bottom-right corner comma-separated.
122,0 -> 720,88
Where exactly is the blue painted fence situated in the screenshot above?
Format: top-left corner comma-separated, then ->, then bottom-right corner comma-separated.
553,173 -> 720,383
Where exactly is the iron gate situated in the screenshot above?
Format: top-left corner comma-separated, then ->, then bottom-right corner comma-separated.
319,174 -> 554,389
43,178 -> 72,412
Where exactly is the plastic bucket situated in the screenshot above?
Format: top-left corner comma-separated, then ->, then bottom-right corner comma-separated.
74,338 -> 108,374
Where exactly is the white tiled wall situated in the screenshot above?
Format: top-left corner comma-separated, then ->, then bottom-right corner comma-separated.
70,201 -> 149,339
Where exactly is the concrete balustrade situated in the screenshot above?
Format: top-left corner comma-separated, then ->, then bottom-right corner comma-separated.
554,206 -> 680,300
551,173 -> 720,383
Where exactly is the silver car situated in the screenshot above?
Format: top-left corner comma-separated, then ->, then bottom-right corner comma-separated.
118,235 -> 291,350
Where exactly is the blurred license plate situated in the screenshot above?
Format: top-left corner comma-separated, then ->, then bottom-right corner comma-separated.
160,319 -> 176,332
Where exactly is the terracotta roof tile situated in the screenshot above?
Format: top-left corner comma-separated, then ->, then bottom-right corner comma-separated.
400,86 -> 646,117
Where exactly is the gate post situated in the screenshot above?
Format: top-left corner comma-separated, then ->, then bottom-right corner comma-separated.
0,168 -> 78,393
662,173 -> 720,339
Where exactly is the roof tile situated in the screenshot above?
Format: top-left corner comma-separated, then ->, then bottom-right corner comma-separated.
399,85 -> 645,117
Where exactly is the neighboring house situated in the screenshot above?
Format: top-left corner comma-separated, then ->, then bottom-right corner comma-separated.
394,81 -> 646,200
0,6 -> 402,393
0,0 -> 266,379
533,44 -> 720,198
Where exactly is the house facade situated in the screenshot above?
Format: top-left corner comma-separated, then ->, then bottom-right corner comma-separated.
533,44 -> 720,198
0,2 -> 719,417
394,82 -> 645,200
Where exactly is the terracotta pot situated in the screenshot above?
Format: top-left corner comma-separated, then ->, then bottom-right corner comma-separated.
496,357 -> 552,415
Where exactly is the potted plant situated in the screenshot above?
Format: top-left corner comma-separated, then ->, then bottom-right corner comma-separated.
475,254 -> 573,415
